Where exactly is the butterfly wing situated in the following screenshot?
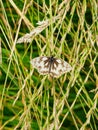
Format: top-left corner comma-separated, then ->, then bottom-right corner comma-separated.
31,56 -> 72,78
50,58 -> 72,78
31,56 -> 50,75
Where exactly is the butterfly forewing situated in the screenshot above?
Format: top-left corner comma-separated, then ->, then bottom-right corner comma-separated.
50,58 -> 72,77
31,57 -> 50,75
31,56 -> 72,78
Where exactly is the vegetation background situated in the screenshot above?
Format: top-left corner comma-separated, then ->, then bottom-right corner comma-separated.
0,0 -> 98,130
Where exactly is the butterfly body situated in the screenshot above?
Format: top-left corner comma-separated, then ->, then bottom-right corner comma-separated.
31,56 -> 72,78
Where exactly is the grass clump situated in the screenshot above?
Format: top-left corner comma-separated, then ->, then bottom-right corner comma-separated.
0,0 -> 98,130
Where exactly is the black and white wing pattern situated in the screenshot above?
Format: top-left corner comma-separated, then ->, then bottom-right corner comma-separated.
30,56 -> 50,75
30,56 -> 72,78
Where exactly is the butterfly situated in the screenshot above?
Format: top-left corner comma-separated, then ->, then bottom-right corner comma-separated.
30,56 -> 72,78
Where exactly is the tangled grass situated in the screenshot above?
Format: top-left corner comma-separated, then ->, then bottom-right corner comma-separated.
0,0 -> 98,130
